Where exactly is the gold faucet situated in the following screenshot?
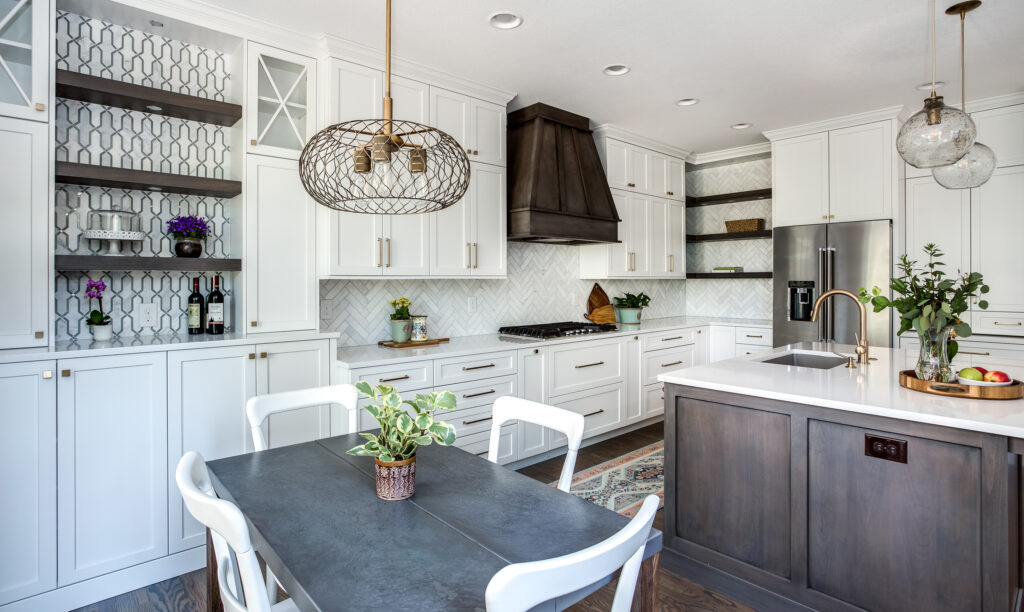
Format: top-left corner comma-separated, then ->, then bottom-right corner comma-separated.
810,289 -> 870,364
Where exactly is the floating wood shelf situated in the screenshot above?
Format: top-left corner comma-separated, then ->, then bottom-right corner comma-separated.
687,230 -> 773,243
55,69 -> 243,126
55,255 -> 242,272
685,188 -> 773,208
56,162 -> 242,198
686,272 -> 773,279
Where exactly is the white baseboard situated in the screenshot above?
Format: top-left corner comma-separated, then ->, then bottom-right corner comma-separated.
508,416 -> 665,471
1,547 -> 205,612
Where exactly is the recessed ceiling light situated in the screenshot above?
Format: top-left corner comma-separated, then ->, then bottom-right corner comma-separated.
916,81 -> 946,91
488,11 -> 523,29
731,123 -> 753,130
602,64 -> 630,76
145,105 -> 163,112
676,98 -> 699,106
148,19 -> 164,28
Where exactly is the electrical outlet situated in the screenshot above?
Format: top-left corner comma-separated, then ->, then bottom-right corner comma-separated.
139,302 -> 159,328
467,296 -> 478,314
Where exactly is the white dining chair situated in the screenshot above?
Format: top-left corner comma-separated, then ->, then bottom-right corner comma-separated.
175,451 -> 298,612
487,396 -> 585,492
485,494 -> 659,612
245,384 -> 359,452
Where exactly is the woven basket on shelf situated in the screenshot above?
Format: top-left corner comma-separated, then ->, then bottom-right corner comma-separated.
724,218 -> 765,233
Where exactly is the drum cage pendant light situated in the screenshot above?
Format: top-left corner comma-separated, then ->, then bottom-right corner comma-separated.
299,0 -> 470,214
895,0 -> 976,169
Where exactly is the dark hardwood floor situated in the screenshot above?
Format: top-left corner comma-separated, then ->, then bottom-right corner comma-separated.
75,423 -> 750,612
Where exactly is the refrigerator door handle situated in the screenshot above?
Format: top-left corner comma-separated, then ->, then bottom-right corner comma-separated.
826,248 -> 836,342
817,248 -> 828,341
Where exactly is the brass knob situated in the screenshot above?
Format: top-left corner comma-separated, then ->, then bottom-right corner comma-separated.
248,353 -> 256,360
821,215 -> 828,220
35,102 -> 45,111
533,349 -> 539,354
61,370 -> 71,377
260,352 -> 268,358
634,336 -> 639,340
250,321 -> 257,327
697,329 -> 701,334
829,214 -> 836,219
627,183 -> 636,187
466,148 -> 472,154
473,150 -> 479,155
35,331 -> 44,338
250,139 -> 257,146
667,191 -> 674,195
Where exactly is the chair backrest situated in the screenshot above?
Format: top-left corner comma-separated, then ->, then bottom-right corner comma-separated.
487,396 -> 585,492
245,384 -> 359,451
485,495 -> 659,612
175,451 -> 274,612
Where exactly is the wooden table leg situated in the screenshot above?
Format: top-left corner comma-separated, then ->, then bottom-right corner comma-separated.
207,528 -> 223,612
632,552 -> 660,612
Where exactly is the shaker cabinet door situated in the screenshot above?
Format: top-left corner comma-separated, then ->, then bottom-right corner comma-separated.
971,166 -> 1024,313
772,132 -> 829,227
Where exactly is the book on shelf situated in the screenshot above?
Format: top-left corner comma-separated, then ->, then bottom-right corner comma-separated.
712,266 -> 744,273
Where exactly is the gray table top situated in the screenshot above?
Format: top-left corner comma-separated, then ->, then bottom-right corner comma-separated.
208,433 -> 662,612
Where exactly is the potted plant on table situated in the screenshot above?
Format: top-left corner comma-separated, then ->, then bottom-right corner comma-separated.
166,215 -> 211,258
389,297 -> 412,343
84,279 -> 113,341
858,243 -> 988,382
347,382 -> 458,500
613,292 -> 652,324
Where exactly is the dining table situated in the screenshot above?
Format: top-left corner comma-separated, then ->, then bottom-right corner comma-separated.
205,432 -> 662,611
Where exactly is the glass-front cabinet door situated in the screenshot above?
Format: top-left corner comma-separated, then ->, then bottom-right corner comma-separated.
246,42 -> 316,159
0,0 -> 49,122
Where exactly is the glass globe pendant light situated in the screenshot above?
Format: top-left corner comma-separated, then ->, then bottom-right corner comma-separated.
896,0 -> 976,169
932,1 -> 997,189
298,0 -> 470,214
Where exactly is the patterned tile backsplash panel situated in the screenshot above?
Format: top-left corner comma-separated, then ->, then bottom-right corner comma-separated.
321,243 -> 688,346
54,11 -> 236,341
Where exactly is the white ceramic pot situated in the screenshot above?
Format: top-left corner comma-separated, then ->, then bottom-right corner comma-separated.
89,323 -> 113,341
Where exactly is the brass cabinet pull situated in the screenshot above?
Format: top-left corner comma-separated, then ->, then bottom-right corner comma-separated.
666,191 -> 674,196
533,349 -> 539,354
379,374 -> 410,383
829,215 -> 836,219
661,336 -> 683,341
473,243 -> 479,269
250,321 -> 258,327
746,334 -> 763,338
260,352 -> 268,358
994,321 -> 1022,326
35,102 -> 45,111
248,353 -> 256,360
463,416 -> 492,425
583,409 -> 605,418
61,370 -> 71,377
42,370 -> 53,379
959,350 -> 990,356
463,389 -> 496,399
377,237 -> 383,267
627,182 -> 636,188
462,363 -> 496,371
473,149 -> 479,155
466,243 -> 472,269
385,238 -> 392,267
35,331 -> 44,339
475,450 -> 489,456
661,360 -> 683,367
668,253 -> 674,272
466,147 -> 472,154
575,361 -> 605,369
821,215 -> 828,220
250,138 -> 257,146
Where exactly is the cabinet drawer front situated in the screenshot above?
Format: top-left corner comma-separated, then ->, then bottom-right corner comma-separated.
735,327 -> 772,346
736,343 -> 772,357
551,383 -> 625,442
353,361 -> 433,392
549,340 -> 624,396
644,383 -> 664,418
971,312 -> 1024,337
448,375 -> 516,411
448,403 -> 502,438
642,328 -> 698,352
643,346 -> 695,386
455,425 -> 517,465
434,351 -> 517,386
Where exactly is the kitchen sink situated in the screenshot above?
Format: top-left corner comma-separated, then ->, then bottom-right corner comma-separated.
758,351 -> 848,370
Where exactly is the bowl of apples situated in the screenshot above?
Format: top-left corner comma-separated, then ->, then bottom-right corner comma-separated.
957,366 -> 1013,387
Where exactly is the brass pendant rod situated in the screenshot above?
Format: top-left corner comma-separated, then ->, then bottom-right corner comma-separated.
383,0 -> 393,131
959,10 -> 966,111
929,0 -> 936,97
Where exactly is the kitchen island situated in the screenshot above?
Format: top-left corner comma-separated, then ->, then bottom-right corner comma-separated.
658,343 -> 1023,612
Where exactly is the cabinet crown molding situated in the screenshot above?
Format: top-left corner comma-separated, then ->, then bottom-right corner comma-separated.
762,105 -> 905,141
318,34 -> 515,106
591,124 -> 692,160
688,142 -> 772,166
965,91 -> 1024,113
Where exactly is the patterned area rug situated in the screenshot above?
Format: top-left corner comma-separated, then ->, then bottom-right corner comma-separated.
554,441 -> 664,518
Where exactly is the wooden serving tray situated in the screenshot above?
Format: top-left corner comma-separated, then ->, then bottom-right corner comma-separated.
378,338 -> 450,349
898,370 -> 1024,400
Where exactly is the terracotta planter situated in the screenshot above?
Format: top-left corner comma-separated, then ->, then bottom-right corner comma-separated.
374,455 -> 416,500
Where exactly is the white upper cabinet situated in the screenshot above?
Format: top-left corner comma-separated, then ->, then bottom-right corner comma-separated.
651,198 -> 685,278
603,138 -> 630,190
667,158 -> 685,201
973,104 -> 1024,168
245,154 -> 318,333
390,75 -> 429,123
382,213 -> 430,276
247,42 -> 316,159
596,137 -> 686,199
772,131 -> 830,227
628,145 -> 650,193
430,86 -> 470,149
581,190 -> 682,279
469,163 -> 507,276
828,121 -> 893,223
430,196 -> 472,276
648,151 -> 668,199
0,116 -> 47,349
905,175 -> 970,274
429,86 -> 505,166
325,58 -> 381,125
971,166 -> 1024,313
0,0 -> 48,122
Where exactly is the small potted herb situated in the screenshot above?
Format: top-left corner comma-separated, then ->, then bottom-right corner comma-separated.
613,292 -> 652,324
166,215 -> 211,258
84,279 -> 113,341
347,382 -> 457,500
389,297 -> 412,343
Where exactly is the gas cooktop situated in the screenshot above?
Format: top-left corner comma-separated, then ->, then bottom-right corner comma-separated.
498,322 -> 618,339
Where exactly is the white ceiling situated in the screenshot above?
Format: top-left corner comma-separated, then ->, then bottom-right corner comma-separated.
206,0 -> 1024,154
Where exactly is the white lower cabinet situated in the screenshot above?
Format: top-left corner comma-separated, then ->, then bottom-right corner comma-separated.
56,353 -> 168,586
550,383 -> 625,444
0,361 -> 56,606
643,384 -> 665,419
625,334 -> 643,424
516,347 -> 548,458
709,326 -> 737,362
256,340 -> 331,448
455,425 -> 517,465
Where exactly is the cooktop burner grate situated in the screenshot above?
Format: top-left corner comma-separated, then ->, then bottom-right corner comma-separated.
498,321 -> 618,338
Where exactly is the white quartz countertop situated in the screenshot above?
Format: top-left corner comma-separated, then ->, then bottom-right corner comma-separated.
336,316 -> 770,369
658,342 -> 1024,440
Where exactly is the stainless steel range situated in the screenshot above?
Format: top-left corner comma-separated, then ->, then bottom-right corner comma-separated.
498,322 -> 618,339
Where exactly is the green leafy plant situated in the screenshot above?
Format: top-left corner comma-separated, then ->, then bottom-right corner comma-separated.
347,382 -> 457,462
858,243 -> 988,359
613,292 -> 652,309
389,297 -> 411,320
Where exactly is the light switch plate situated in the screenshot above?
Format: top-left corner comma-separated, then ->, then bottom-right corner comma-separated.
140,302 -> 159,328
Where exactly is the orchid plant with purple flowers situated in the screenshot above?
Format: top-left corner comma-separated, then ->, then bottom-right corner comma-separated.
84,279 -> 111,326
166,215 -> 211,240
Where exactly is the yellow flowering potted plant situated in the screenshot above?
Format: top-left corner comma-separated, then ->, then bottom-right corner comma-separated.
389,297 -> 412,342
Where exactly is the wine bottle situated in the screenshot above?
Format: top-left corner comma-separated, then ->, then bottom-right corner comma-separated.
206,275 -> 225,335
186,277 -> 205,335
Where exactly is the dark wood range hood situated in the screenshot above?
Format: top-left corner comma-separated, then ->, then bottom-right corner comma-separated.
506,103 -> 620,244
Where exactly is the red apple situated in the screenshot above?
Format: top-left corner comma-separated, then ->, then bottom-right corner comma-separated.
983,370 -> 1011,383
974,367 -> 988,375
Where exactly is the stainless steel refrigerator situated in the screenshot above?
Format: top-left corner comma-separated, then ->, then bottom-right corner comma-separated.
773,220 -> 892,348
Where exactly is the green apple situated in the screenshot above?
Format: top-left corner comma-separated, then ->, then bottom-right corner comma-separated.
959,367 -> 984,381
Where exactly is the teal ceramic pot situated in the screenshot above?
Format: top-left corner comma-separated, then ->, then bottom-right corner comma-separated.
390,319 -> 412,343
618,308 -> 643,324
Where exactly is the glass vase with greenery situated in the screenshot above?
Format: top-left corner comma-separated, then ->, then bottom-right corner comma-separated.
858,244 -> 988,382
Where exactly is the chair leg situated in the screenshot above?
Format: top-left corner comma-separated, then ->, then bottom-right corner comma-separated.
207,528 -> 223,612
631,553 -> 659,612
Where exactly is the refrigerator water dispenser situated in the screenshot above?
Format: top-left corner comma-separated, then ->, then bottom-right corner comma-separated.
788,281 -> 815,321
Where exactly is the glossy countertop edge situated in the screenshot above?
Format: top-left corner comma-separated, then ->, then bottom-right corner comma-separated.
658,342 -> 1024,440
0,330 -> 340,363
336,316 -> 772,369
